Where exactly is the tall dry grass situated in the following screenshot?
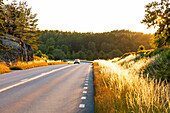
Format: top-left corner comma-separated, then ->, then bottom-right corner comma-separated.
1,56 -> 74,73
94,55 -> 169,113
0,64 -> 11,74
10,60 -> 48,70
9,56 -> 74,70
47,60 -> 74,65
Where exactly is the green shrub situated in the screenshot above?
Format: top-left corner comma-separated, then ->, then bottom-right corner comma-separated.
10,67 -> 23,70
47,54 -> 54,60
144,49 -> 170,81
34,50 -> 48,59
118,52 -> 135,61
138,45 -> 145,51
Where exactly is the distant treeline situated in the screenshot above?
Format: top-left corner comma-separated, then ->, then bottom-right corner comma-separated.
37,30 -> 152,60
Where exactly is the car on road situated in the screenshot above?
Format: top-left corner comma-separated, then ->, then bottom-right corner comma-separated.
74,59 -> 80,64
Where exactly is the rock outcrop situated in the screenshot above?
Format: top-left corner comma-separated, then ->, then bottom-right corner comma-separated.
0,35 -> 33,64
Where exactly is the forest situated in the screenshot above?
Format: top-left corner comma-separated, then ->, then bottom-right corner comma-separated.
37,30 -> 152,60
1,0 -> 168,61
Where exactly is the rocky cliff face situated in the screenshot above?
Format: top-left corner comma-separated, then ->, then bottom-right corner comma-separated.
0,35 -> 34,64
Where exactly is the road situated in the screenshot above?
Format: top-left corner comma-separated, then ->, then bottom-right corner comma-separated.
0,64 -> 94,113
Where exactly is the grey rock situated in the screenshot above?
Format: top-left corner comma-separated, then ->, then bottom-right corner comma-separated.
0,35 -> 34,64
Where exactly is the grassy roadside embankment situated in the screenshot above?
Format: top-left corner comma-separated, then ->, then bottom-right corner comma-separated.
93,48 -> 170,113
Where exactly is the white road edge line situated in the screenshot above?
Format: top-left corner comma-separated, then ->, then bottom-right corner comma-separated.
0,65 -> 73,93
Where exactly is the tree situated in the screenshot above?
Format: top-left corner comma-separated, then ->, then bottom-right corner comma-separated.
66,51 -> 71,59
61,44 -> 68,54
81,45 -> 86,52
93,51 -> 99,60
37,30 -> 153,60
88,42 -> 96,52
98,51 -> 106,59
75,51 -> 86,59
38,44 -> 47,53
1,0 -> 41,49
141,0 -> 170,48
0,0 -> 7,36
138,45 -> 145,51
46,46 -> 55,54
87,50 -> 94,60
108,49 -> 123,59
47,54 -> 54,60
101,42 -> 112,53
52,49 -> 66,60
46,37 -> 55,47
34,50 -> 48,58
71,51 -> 75,59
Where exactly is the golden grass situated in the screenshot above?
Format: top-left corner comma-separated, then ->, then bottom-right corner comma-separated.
93,57 -> 170,113
0,64 -> 11,74
9,59 -> 74,70
33,56 -> 43,61
10,61 -> 48,70
1,56 -> 74,73
47,61 -> 74,65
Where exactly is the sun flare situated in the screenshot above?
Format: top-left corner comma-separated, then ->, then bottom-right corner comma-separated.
156,16 -> 164,23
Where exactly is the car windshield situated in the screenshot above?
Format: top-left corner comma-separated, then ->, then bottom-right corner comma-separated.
75,59 -> 79,62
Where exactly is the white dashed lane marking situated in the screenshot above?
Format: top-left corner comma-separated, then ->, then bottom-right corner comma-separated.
79,104 -> 85,108
84,87 -> 88,89
79,65 -> 91,109
83,91 -> 87,93
81,96 -> 86,99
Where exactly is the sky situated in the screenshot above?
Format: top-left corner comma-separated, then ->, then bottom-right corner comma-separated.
6,0 -> 161,34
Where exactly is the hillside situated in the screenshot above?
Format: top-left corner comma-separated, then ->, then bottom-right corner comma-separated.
93,48 -> 170,112
114,48 -> 170,81
37,30 -> 153,60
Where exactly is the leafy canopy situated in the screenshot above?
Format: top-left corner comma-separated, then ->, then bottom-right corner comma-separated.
141,0 -> 170,48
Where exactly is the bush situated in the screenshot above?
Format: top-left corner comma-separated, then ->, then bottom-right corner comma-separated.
33,56 -> 43,61
108,49 -> 123,59
47,54 -> 54,60
138,45 -> 145,51
51,49 -> 66,60
118,52 -> 136,61
0,64 -> 11,74
10,67 -> 23,70
144,49 -> 170,81
34,50 -> 48,59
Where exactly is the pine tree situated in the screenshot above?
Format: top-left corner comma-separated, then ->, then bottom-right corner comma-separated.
2,0 -> 42,49
4,0 -> 18,36
0,0 -> 7,36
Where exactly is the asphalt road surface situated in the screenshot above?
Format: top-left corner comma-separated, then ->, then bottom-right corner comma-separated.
0,64 -> 94,113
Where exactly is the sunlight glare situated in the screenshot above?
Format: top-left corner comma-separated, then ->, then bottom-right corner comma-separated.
156,16 -> 164,23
